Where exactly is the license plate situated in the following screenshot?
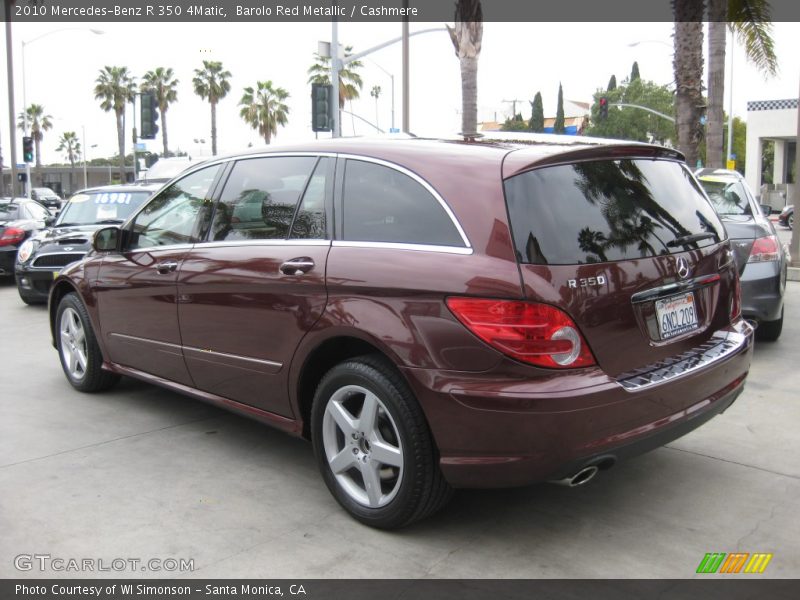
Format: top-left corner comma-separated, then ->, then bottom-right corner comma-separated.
52,271 -> 60,279
655,292 -> 698,340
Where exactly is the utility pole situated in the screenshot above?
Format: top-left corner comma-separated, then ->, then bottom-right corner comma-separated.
331,15 -> 340,138
4,3 -> 19,196
402,10 -> 410,133
790,73 -> 800,268
502,99 -> 524,119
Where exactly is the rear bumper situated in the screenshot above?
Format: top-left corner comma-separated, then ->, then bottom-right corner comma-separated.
740,260 -> 786,322
402,320 -> 753,489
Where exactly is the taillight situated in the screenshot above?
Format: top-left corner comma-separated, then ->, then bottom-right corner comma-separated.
748,235 -> 779,263
446,297 -> 596,369
0,227 -> 25,247
730,274 -> 742,320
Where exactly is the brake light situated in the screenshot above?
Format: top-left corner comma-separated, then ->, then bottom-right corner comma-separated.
748,235 -> 779,263
0,227 -> 25,247
730,274 -> 742,320
446,297 -> 596,369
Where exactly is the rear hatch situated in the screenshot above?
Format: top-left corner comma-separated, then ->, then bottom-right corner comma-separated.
502,149 -> 738,378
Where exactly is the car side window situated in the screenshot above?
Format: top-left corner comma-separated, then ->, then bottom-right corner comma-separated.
211,156 -> 318,241
290,158 -> 329,240
341,159 -> 464,247
128,164 -> 221,250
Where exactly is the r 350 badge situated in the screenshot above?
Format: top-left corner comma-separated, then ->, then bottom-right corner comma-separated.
568,275 -> 607,288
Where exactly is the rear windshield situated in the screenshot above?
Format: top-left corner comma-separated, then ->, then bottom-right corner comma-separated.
697,178 -> 752,216
504,158 -> 724,265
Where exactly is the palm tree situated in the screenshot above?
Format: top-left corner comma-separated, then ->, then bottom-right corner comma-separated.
370,85 -> 382,130
56,132 -> 81,194
672,0 -> 705,167
192,60 -> 231,156
706,0 -> 777,168
238,81 -> 290,145
141,67 -> 179,157
447,0 -> 483,137
307,46 -> 364,109
17,104 -> 53,168
94,66 -> 136,181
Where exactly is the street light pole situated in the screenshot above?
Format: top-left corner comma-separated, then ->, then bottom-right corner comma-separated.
21,28 -> 105,198
726,31 -> 735,166
4,4 -> 18,197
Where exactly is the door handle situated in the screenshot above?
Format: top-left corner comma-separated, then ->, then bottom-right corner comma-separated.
280,257 -> 315,275
155,260 -> 178,274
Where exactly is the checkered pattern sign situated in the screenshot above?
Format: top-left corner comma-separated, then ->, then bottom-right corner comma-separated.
747,99 -> 799,111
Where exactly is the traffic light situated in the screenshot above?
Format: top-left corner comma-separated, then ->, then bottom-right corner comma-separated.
599,97 -> 609,121
311,83 -> 333,132
140,91 -> 159,139
22,136 -> 34,163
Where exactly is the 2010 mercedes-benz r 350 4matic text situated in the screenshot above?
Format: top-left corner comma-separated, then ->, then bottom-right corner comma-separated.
49,137 -> 753,529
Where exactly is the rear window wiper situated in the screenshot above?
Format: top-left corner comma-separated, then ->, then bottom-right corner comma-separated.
666,232 -> 719,248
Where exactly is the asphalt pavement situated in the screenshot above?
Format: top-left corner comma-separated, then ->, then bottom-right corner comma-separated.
0,272 -> 798,579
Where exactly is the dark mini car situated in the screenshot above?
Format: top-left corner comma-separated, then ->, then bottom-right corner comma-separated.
15,184 -> 158,304
0,197 -> 50,278
696,172 -> 787,341
30,187 -> 63,212
49,137 -> 753,528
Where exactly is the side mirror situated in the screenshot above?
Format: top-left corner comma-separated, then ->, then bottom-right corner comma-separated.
92,226 -> 120,252
45,216 -> 56,227
760,204 -> 772,217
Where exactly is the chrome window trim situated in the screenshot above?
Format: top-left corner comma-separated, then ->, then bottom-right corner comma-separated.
123,243 -> 195,254
331,240 -> 473,255
336,153 -> 472,250
200,239 -> 331,249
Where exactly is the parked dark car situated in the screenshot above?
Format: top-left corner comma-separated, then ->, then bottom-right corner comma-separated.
15,184 -> 158,304
0,197 -> 51,278
30,187 -> 63,212
778,205 -> 794,229
696,172 -> 787,341
49,138 -> 753,528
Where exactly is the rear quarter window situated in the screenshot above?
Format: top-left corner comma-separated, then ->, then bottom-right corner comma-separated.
504,158 -> 725,265
341,159 -> 465,247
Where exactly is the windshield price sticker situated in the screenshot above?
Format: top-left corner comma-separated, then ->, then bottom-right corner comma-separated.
94,193 -> 131,205
656,292 -> 699,340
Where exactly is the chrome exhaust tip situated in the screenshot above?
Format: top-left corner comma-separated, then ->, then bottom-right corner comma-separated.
550,465 -> 600,488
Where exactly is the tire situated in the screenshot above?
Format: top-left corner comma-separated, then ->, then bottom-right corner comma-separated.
756,307 -> 783,342
56,293 -> 120,392
311,355 -> 452,529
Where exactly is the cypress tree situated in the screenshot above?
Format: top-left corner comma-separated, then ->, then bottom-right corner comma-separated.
529,92 -> 544,132
607,74 -> 617,91
631,61 -> 640,81
554,83 -> 565,134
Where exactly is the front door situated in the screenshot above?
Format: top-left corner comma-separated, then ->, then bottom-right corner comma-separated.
95,164 -> 223,384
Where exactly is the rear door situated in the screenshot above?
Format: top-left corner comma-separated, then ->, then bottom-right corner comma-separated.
503,156 -> 736,378
176,154 -> 333,417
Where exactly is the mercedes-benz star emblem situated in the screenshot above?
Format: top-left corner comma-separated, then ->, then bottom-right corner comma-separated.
675,257 -> 691,280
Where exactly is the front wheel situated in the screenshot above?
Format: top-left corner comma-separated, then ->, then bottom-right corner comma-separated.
311,355 -> 451,529
56,293 -> 120,392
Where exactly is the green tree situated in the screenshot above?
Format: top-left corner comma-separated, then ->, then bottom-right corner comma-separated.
553,83 -> 565,134
56,131 -> 81,193
94,66 -> 136,181
607,75 -> 617,91
307,46 -> 364,109
699,114 -> 747,172
586,77 -> 675,145
17,103 -> 52,169
141,67 -> 179,157
706,0 -> 778,168
630,61 -> 641,81
529,92 -> 544,132
238,81 -> 290,145
193,60 -> 232,156
447,0 -> 483,137
672,0 -> 705,167
501,113 -> 528,132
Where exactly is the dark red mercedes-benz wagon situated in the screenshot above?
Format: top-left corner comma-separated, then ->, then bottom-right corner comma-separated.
49,136 -> 753,528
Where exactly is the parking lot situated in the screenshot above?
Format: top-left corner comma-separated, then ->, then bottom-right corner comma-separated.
1,260 -> 798,579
